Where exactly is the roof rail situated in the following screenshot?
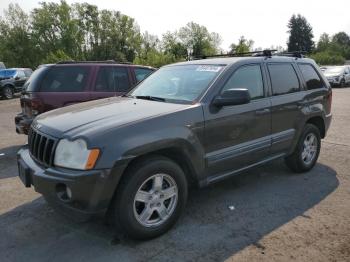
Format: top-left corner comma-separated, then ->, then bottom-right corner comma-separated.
197,49 -> 277,59
56,60 -> 132,65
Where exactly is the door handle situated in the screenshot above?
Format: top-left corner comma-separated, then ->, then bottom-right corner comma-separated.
255,108 -> 270,115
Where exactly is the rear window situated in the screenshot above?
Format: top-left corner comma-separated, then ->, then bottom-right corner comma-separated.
268,63 -> 300,95
24,67 -> 48,92
298,64 -> 324,90
41,66 -> 89,92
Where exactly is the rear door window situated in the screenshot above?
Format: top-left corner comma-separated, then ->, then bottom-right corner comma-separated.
268,63 -> 300,95
41,66 -> 89,92
94,66 -> 131,92
135,68 -> 154,83
298,64 -> 324,90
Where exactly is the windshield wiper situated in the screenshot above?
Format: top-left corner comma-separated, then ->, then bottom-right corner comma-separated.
134,95 -> 166,102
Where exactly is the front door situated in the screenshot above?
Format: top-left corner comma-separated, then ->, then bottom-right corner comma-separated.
203,64 -> 271,180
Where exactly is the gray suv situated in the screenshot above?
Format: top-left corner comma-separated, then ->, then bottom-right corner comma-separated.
17,52 -> 332,239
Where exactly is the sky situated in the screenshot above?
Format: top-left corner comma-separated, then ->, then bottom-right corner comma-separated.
1,0 -> 350,51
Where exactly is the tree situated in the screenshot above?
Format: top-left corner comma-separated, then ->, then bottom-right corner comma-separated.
332,32 -> 350,46
162,31 -> 187,59
287,14 -> 314,53
310,51 -> 345,65
0,4 -> 38,68
229,36 -> 254,53
178,22 -> 221,57
317,33 -> 331,52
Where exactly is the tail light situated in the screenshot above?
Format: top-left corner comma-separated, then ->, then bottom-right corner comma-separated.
327,90 -> 332,113
30,98 -> 43,116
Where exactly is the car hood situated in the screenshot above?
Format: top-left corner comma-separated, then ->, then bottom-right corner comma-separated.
35,97 -> 192,137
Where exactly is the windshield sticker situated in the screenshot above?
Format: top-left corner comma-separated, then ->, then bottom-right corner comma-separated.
196,65 -> 222,72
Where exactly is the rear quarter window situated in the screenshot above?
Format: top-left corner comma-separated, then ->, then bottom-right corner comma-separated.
298,64 -> 324,90
41,66 -> 89,92
268,63 -> 300,95
135,68 -> 154,83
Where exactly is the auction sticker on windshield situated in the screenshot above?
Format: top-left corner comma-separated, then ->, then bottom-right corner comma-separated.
196,65 -> 222,72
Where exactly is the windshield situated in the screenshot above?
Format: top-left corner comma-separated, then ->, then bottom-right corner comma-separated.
324,67 -> 344,74
130,64 -> 224,103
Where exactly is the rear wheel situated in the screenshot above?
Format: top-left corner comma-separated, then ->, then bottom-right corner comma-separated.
3,86 -> 14,99
285,124 -> 321,173
110,156 -> 188,240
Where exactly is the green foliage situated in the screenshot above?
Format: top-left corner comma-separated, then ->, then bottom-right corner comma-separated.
287,14 -> 314,53
178,22 -> 221,57
312,31 -> 350,65
229,36 -> 254,53
41,50 -> 72,64
310,51 -> 345,65
0,3 -> 221,69
0,4 -> 38,68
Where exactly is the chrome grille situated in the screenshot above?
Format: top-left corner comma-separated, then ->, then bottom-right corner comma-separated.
28,127 -> 57,166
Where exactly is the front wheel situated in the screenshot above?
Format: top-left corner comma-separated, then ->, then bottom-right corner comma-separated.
2,86 -> 14,99
285,124 -> 321,173
110,156 -> 188,240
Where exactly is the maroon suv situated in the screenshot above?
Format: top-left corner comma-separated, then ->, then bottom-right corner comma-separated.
15,61 -> 155,134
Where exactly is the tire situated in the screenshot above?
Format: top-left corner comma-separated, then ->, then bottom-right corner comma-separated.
285,124 -> 321,173
2,86 -> 14,99
110,156 -> 188,240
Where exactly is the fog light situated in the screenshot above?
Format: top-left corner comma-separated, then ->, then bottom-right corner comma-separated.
56,183 -> 72,202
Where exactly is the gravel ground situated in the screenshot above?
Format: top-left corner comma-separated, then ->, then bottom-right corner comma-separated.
0,89 -> 349,262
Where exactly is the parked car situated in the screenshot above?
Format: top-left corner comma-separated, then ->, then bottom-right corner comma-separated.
0,62 -> 5,69
323,65 -> 350,87
15,61 -> 155,134
0,68 -> 32,99
17,53 -> 332,240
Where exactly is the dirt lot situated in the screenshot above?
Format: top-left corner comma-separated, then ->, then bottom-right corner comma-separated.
0,89 -> 349,262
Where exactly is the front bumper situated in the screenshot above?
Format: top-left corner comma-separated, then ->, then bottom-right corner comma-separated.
15,113 -> 33,134
17,147 -> 123,218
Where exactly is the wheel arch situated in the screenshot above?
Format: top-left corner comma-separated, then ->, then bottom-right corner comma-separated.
119,147 -> 199,188
306,116 -> 325,138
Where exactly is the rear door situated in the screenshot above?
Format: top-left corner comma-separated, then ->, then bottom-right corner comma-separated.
266,62 -> 305,154
38,65 -> 92,111
92,66 -> 132,99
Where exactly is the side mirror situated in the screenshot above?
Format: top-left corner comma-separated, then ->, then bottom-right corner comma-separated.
15,76 -> 20,80
212,89 -> 251,107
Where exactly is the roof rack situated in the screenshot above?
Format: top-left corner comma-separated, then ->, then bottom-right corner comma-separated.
56,60 -> 132,65
196,49 -> 307,60
199,49 -> 277,59
275,51 -> 307,58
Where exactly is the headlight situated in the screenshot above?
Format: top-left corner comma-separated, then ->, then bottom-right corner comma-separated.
54,139 -> 100,170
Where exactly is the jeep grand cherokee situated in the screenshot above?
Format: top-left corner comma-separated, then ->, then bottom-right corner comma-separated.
17,53 -> 332,240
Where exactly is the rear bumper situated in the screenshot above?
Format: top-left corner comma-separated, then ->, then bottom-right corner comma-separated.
15,113 -> 33,134
17,147 -> 124,219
